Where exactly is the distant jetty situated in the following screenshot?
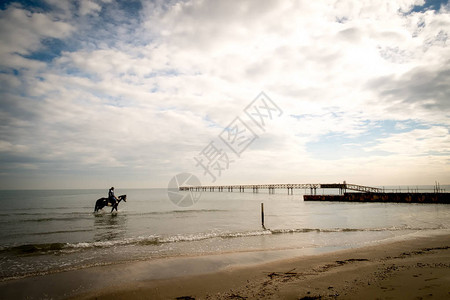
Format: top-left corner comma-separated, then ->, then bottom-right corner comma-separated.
179,182 -> 449,204
304,192 -> 449,204
179,182 -> 381,194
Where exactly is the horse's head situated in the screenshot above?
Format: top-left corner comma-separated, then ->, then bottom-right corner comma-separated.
119,195 -> 127,202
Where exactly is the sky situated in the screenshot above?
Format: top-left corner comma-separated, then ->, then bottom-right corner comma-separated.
0,0 -> 449,189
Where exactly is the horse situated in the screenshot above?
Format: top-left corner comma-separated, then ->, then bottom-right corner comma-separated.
94,195 -> 127,213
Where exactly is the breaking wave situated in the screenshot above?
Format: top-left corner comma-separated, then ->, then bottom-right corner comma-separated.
1,225 -> 443,256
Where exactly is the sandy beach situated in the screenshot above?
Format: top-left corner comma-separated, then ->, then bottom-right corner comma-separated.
0,232 -> 448,300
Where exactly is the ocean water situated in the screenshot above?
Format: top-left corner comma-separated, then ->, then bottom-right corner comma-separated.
0,188 -> 449,281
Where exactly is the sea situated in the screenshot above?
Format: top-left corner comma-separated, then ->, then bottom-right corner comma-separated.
0,187 -> 449,281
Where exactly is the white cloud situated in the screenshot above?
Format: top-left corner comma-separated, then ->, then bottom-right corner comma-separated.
367,126 -> 450,155
0,6 -> 73,56
79,0 -> 102,16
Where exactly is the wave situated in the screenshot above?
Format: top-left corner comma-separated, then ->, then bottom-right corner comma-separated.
2,206 -> 93,212
29,229 -> 94,236
1,225 -> 444,256
122,209 -> 228,217
0,209 -> 226,220
269,225 -> 445,234
270,228 -> 373,234
0,243 -> 68,255
0,217 -> 92,225
19,216 -> 93,223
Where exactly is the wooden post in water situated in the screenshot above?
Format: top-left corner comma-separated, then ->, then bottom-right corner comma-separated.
261,203 -> 266,230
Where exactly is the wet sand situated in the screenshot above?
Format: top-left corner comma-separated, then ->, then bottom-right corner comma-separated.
1,233 -> 449,299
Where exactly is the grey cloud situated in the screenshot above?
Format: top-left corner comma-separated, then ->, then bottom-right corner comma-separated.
0,93 -> 43,124
337,27 -> 362,43
367,65 -> 450,110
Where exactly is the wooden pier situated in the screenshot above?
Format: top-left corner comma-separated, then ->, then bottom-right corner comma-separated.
179,182 -> 448,203
179,182 -> 383,195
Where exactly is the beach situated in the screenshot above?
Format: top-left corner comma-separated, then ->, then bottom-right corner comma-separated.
0,232 -> 448,299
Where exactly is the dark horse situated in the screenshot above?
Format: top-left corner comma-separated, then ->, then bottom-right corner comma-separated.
94,195 -> 127,213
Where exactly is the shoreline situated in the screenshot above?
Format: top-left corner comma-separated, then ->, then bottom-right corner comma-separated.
0,231 -> 449,299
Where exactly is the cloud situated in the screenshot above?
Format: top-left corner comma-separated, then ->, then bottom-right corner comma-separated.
79,0 -> 102,16
368,66 -> 450,112
0,5 -> 73,56
367,126 -> 450,156
0,0 -> 449,188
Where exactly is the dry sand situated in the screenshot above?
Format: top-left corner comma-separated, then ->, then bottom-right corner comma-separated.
1,233 -> 449,299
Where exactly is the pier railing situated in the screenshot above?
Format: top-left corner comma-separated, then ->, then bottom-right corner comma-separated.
344,183 -> 383,193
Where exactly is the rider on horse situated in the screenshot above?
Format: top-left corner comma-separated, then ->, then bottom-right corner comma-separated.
94,190 -> 126,213
108,187 -> 118,206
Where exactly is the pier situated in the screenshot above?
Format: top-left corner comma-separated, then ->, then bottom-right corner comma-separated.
179,182 -> 383,195
179,182 -> 449,204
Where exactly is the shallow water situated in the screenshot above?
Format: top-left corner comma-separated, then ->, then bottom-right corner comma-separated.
0,188 -> 449,280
